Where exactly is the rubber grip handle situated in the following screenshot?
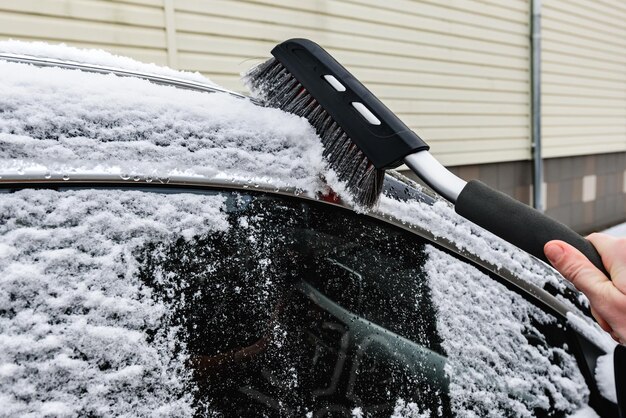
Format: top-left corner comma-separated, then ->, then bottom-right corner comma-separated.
455,180 -> 608,277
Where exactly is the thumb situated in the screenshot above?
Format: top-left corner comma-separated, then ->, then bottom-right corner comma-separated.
544,240 -> 610,304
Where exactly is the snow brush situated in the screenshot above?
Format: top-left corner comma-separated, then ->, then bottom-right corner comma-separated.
244,38 -> 607,274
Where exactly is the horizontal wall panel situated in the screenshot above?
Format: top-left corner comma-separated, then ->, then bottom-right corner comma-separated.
402,115 -> 527,128
541,58 -> 626,82
175,12 -> 528,60
543,5 -> 626,40
177,33 -> 529,82
433,148 -> 531,166
543,95 -> 626,107
366,84 -> 528,103
543,106 -> 626,117
542,39 -> 626,66
544,135 -> 626,147
177,52 -> 247,75
348,67 -> 527,91
251,0 -> 528,26
0,11 -> 166,49
543,144 -> 626,159
542,15 -> 626,48
543,116 -> 626,127
112,0 -> 163,7
428,138 -> 529,153
543,0 -> 626,159
564,0 -> 626,22
419,126 -> 530,141
0,0 -> 164,28
383,100 -> 528,115
542,27 -> 626,57
543,125 -> 626,138
542,84 -> 626,100
344,0 -> 528,28
176,0 -> 528,47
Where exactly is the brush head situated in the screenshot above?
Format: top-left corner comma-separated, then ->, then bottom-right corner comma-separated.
243,39 -> 429,207
244,58 -> 384,207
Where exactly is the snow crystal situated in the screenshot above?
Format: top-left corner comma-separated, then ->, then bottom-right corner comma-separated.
425,245 -> 588,417
391,399 -> 430,418
0,189 -> 229,416
0,57 -> 326,194
0,40 -> 215,87
351,407 -> 364,417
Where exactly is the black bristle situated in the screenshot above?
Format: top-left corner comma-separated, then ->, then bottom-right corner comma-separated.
244,58 -> 384,207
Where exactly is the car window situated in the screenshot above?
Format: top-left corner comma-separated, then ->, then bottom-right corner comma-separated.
137,190 -> 589,417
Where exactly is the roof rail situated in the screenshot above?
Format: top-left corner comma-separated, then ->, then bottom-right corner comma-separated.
0,52 -> 248,99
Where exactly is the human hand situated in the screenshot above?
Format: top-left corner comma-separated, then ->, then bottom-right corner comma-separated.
544,233 -> 626,344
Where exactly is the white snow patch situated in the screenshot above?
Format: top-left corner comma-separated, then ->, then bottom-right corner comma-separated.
595,352 -> 617,403
40,401 -> 75,417
390,398 -> 430,418
567,405 -> 601,418
567,312 -> 617,354
0,57 -> 326,195
0,188 -> 229,416
425,245 -> 588,417
351,406 -> 363,417
0,40 -> 215,86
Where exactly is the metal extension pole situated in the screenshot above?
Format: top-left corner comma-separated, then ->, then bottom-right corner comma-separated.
531,0 -> 544,211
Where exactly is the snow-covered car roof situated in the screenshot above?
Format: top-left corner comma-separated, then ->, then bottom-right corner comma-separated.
0,41 -> 616,416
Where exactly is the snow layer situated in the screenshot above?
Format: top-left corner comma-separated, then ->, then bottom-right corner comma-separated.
425,245 -> 588,417
0,58 -> 326,194
0,40 -> 215,86
379,194 -> 566,292
0,189 -> 228,416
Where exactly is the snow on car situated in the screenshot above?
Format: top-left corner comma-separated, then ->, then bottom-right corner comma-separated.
0,41 -> 619,417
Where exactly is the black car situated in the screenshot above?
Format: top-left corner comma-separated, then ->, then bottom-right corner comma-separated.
0,41 -> 620,417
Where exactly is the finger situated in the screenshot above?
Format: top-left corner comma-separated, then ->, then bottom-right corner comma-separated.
544,240 -> 611,304
590,306 -> 612,333
587,233 -> 626,294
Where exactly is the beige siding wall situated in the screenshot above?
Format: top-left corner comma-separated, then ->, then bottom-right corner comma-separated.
542,0 -> 626,158
0,0 -> 169,65
0,0 -> 531,167
174,0 -> 532,167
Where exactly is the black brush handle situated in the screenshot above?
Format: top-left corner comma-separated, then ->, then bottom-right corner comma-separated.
456,180 -> 608,276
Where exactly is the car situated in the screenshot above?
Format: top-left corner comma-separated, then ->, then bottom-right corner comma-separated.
0,40 -> 621,418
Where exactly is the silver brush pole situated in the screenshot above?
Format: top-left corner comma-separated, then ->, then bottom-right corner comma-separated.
403,151 -> 467,204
